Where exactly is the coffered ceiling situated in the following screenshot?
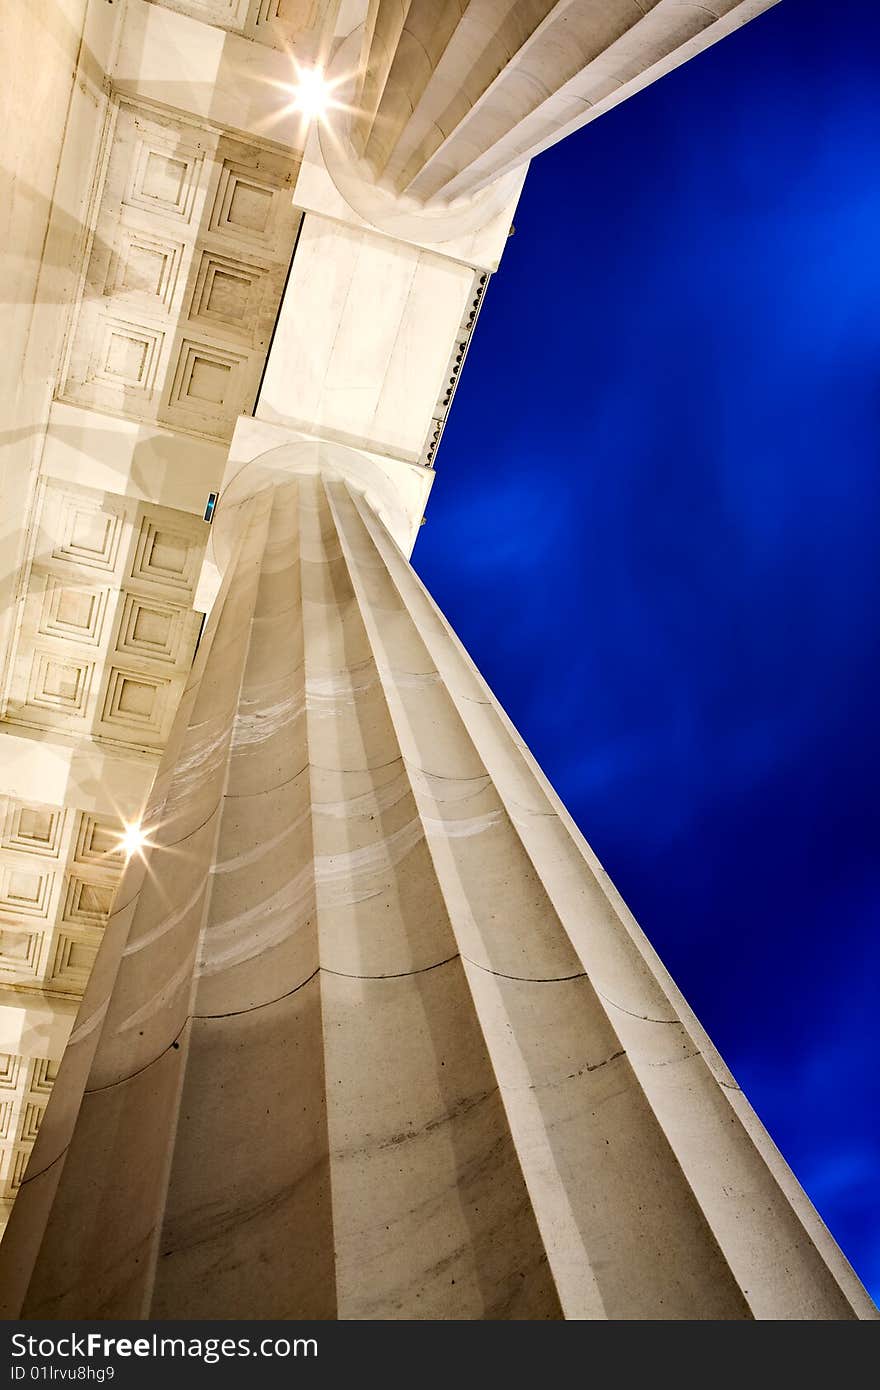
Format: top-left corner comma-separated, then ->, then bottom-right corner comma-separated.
2,480 -> 206,755
60,100 -> 302,444
0,792 -> 128,1219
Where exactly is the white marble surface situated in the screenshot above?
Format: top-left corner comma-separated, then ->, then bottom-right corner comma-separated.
258,214 -> 475,464
112,0 -> 311,152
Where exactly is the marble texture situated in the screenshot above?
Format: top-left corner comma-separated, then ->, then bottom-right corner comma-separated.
257,214 -> 477,463
0,471 -> 873,1320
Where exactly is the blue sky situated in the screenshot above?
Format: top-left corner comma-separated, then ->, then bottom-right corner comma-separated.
413,0 -> 880,1306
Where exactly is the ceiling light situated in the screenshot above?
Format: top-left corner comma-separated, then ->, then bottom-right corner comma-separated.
118,822 -> 150,860
291,66 -> 333,122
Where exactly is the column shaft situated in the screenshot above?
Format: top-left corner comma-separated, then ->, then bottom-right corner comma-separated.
0,475 -> 870,1320
348,0 -> 780,202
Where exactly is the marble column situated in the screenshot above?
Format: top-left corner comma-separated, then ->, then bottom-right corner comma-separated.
0,467 -> 872,1320
339,0 -> 780,204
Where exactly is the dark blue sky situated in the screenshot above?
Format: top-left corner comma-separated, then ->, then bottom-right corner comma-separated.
413,0 -> 880,1306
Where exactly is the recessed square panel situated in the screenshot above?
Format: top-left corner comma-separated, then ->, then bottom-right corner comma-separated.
129,516 -> 202,596
107,333 -> 147,381
143,152 -> 187,205
100,666 -> 170,740
48,491 -> 125,576
73,813 -> 126,871
20,1102 -> 44,1145
206,269 -> 250,317
44,661 -> 82,702
209,160 -> 285,247
120,681 -> 154,718
28,650 -> 93,717
107,231 -> 184,311
18,809 -> 53,843
125,138 -> 203,223
187,250 -> 268,338
56,588 -> 98,630
71,512 -> 108,554
0,929 -> 42,976
49,934 -> 99,991
167,339 -> 249,420
92,318 -> 164,393
62,876 -> 116,928
124,244 -> 166,294
38,577 -> 107,646
190,357 -> 230,404
228,180 -> 272,233
0,1056 -> 21,1090
0,866 -> 53,920
1,802 -> 65,858
151,536 -> 186,573
133,605 -> 173,646
28,1058 -> 59,1096
115,593 -> 186,664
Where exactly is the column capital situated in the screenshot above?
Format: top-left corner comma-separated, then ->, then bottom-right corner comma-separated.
210,417 -> 434,578
318,23 -> 527,249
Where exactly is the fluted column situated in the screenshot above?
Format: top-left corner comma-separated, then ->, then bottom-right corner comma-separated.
334,0 -> 779,206
0,471 -> 872,1320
